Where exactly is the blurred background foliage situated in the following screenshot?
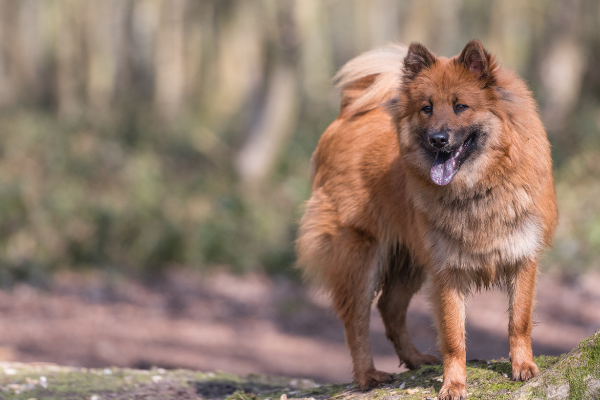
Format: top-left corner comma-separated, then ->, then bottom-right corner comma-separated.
0,0 -> 599,284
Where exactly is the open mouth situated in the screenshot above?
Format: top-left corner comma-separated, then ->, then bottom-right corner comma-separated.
430,134 -> 475,185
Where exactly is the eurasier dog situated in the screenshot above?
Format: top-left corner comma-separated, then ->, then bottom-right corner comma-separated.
296,40 -> 557,399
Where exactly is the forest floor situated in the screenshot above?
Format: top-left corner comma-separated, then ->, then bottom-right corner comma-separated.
0,268 -> 598,385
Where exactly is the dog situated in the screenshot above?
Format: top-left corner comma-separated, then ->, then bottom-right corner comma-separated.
295,40 -> 558,400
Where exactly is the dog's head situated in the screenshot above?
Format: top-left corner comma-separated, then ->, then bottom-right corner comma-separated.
392,40 -> 511,188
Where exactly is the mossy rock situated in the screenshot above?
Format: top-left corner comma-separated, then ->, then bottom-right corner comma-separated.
0,355 -> 562,400
4,331 -> 599,400
511,330 -> 600,400
0,363 -> 323,400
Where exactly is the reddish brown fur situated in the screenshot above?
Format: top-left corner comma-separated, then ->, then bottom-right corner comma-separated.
296,41 -> 557,399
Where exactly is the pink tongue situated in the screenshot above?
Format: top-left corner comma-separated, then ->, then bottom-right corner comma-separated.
430,151 -> 459,185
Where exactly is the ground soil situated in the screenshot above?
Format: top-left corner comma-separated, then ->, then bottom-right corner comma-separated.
0,269 -> 598,384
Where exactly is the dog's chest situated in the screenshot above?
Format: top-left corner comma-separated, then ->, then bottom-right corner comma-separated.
411,187 -> 543,270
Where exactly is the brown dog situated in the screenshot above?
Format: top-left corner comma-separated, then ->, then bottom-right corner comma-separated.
296,40 -> 558,399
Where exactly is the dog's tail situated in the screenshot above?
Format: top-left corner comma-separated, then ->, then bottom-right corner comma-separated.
334,44 -> 407,117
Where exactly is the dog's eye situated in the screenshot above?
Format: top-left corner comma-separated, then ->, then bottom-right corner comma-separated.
422,105 -> 432,114
455,104 -> 468,112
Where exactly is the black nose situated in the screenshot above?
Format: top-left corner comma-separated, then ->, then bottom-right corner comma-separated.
429,132 -> 449,149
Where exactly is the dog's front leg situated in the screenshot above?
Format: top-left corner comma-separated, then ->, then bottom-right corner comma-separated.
431,279 -> 467,400
508,259 -> 539,381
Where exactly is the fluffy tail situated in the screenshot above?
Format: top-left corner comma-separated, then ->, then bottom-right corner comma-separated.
333,44 -> 407,117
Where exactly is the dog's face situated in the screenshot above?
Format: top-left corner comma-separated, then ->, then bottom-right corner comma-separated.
394,41 -> 509,188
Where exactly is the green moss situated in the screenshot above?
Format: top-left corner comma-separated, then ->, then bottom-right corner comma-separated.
0,367 -> 150,400
0,365 -> 306,400
225,390 -> 262,400
515,334 -> 600,399
564,332 -> 600,400
534,354 -> 563,370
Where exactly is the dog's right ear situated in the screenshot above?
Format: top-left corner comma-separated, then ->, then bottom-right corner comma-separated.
403,43 -> 436,81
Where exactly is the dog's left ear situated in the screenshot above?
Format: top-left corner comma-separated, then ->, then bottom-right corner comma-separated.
458,40 -> 495,83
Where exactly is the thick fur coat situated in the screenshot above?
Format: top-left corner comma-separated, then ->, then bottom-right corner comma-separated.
296,41 -> 558,400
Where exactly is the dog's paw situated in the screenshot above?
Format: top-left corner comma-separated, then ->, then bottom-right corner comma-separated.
512,360 -> 539,381
355,369 -> 394,391
438,380 -> 467,400
404,352 -> 440,369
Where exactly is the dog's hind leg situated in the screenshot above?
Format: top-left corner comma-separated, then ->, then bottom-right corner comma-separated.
297,192 -> 393,389
377,256 -> 439,369
328,229 -> 393,390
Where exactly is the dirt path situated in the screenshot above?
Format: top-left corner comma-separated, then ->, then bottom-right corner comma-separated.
0,270 -> 598,384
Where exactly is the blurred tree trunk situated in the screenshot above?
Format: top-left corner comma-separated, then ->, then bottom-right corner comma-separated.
203,1 -> 263,132
235,63 -> 298,184
0,0 -> 45,107
538,0 -> 586,156
154,0 -> 186,121
295,0 -> 333,101
0,0 -> 16,106
85,0 -> 121,113
233,1 -> 300,185
55,0 -> 84,119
